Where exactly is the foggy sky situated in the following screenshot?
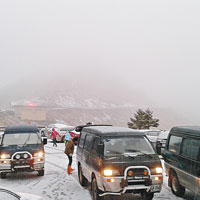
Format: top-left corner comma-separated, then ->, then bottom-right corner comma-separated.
1,0 -> 200,122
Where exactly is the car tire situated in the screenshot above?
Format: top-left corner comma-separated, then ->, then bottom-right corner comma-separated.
91,175 -> 104,200
38,169 -> 44,176
141,191 -> 154,200
78,165 -> 88,186
0,172 -> 7,179
170,172 -> 185,197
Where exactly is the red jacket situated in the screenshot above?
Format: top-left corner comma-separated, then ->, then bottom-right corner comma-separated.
51,128 -> 61,139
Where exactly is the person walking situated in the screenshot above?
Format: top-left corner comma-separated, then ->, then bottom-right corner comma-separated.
64,132 -> 71,145
64,137 -> 79,174
51,128 -> 61,147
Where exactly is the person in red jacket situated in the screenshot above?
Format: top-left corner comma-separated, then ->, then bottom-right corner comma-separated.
51,128 -> 61,147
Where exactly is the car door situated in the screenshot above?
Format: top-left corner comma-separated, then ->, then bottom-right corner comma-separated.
90,137 -> 103,174
81,134 -> 94,180
76,131 -> 86,161
180,137 -> 200,195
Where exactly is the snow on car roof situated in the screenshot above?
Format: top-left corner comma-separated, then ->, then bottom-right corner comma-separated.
82,126 -> 145,137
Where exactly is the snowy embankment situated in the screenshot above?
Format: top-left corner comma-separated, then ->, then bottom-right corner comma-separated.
0,142 -> 196,200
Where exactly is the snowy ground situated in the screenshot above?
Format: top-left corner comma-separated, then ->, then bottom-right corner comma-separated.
0,141 -> 197,200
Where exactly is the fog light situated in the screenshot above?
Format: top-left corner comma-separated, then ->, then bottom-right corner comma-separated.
24,154 -> 28,159
144,170 -> 148,176
128,170 -> 133,176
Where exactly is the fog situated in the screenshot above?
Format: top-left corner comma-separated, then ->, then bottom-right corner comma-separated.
0,0 -> 200,123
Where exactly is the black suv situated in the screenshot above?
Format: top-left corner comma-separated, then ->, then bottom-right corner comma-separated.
76,125 -> 163,200
0,124 -> 47,178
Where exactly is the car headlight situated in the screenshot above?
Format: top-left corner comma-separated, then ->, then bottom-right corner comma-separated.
103,169 -> 119,177
1,154 -> 11,159
151,167 -> 163,174
34,152 -> 44,158
156,167 -> 163,173
104,169 -> 113,176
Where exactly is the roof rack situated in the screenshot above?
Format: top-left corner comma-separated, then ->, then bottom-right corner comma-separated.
75,124 -> 112,132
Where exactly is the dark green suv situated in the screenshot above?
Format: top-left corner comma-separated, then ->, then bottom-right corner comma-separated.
163,126 -> 200,198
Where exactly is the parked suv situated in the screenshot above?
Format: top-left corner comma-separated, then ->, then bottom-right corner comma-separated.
0,124 -> 47,178
76,125 -> 163,200
163,126 -> 200,198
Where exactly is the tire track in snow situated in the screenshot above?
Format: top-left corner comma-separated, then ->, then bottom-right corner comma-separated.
44,160 -> 90,200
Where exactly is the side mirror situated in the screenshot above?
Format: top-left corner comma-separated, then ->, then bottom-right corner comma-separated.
43,137 -> 47,145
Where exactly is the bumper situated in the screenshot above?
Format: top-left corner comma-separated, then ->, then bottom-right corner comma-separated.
99,176 -> 162,196
0,158 -> 45,173
98,166 -> 163,196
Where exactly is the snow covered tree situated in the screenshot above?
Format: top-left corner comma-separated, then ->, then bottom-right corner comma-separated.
128,108 -> 159,130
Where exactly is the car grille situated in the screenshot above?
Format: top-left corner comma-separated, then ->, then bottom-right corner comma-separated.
125,167 -> 151,186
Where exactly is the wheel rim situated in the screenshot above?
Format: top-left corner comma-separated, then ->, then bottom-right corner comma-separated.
172,176 -> 178,192
92,178 -> 97,200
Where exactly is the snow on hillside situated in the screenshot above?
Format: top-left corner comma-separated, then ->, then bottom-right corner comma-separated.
7,96 -> 192,130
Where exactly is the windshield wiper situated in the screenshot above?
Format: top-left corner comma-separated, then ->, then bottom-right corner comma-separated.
22,134 -> 31,147
125,150 -> 153,158
106,150 -> 137,160
106,150 -> 123,155
2,144 -> 20,147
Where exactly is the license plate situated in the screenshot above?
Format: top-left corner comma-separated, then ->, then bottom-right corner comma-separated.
130,175 -> 149,180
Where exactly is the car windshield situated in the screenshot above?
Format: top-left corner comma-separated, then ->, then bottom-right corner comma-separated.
104,136 -> 155,156
2,133 -> 41,146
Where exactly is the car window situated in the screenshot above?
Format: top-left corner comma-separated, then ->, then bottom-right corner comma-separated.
2,133 -> 41,146
168,135 -> 182,154
91,137 -> 100,155
78,132 -> 86,148
104,136 -> 155,156
181,138 -> 200,161
84,135 -> 94,151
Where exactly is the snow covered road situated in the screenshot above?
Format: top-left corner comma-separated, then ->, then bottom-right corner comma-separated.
0,142 -> 197,200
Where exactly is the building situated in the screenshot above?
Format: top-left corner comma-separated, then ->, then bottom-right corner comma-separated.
12,102 -> 47,122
